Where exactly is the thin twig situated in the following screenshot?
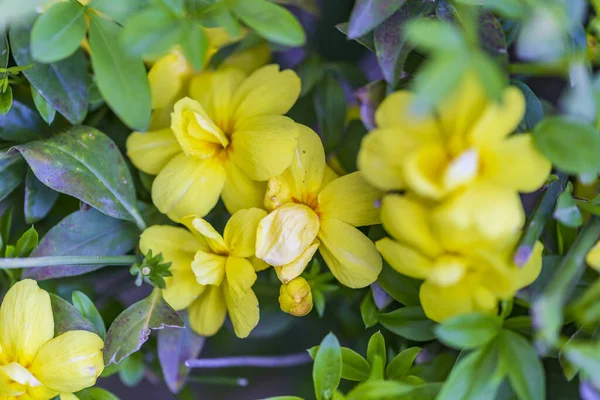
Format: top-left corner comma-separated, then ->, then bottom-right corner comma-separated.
186,352 -> 312,369
0,255 -> 137,269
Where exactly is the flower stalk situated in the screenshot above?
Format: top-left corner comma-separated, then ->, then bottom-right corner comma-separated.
185,352 -> 312,368
0,255 -> 138,269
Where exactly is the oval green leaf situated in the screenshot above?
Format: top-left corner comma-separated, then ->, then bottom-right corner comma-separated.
313,332 -> 342,400
435,313 -> 502,350
50,293 -> 98,336
121,7 -> 182,57
0,152 -> 25,202
378,306 -> 436,341
499,330 -> 546,400
72,290 -> 107,339
348,0 -> 405,38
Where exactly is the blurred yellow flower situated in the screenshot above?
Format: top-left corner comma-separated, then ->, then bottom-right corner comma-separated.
358,75 -> 551,246
279,277 -> 313,317
255,125 -> 383,288
0,280 -> 104,400
376,195 -> 543,321
586,240 -> 600,272
127,65 -> 301,221
140,208 -> 267,338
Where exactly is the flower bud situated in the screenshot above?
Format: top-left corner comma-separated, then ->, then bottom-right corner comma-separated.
278,277 -> 313,317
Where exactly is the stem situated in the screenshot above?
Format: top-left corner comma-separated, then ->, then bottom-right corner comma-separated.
130,208 -> 147,231
514,173 -> 568,266
187,376 -> 249,387
0,255 -> 137,269
508,62 -> 568,76
186,352 -> 312,369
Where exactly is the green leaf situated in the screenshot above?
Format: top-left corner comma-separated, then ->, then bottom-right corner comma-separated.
478,11 -> 508,67
158,0 -> 184,16
385,347 -> 421,380
104,289 -> 184,365
88,13 -> 151,131
49,293 -> 98,336
230,0 -> 305,47
309,346 -> 371,382
0,152 -> 25,202
499,330 -> 545,400
88,0 -> 146,24
77,387 -> 120,400
0,85 -> 12,114
563,341 -> 600,388
15,225 -> 37,257
512,80 -> 543,131
435,313 -> 502,350
378,306 -> 435,341
470,51 -> 505,102
180,21 -> 208,71
405,19 -> 464,53
30,85 -> 56,125
24,168 -> 58,224
121,7 -> 182,57
158,322 -> 205,393
297,55 -> 324,97
0,98 -> 44,143
533,116 -> 600,174
22,208 -> 138,280
347,0 -> 405,38
336,22 -> 374,51
346,380 -> 415,400
72,290 -> 107,339
0,32 -> 8,81
314,73 -> 346,153
453,0 -> 525,18
10,19 -> 88,124
360,290 -> 378,328
14,126 -> 145,227
0,207 -> 12,255
366,331 -> 386,375
437,342 -> 505,400
313,332 -> 342,400
554,182 -> 583,228
272,0 -> 319,15
118,351 -> 145,387
30,1 -> 87,63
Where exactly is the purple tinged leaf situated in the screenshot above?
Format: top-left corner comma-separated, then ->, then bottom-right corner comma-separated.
22,208 -> 137,280
49,293 -> 98,336
24,168 -> 59,224
104,289 -> 184,366
158,314 -> 205,394
347,0 -> 406,39
355,80 -> 386,130
479,12 -> 508,67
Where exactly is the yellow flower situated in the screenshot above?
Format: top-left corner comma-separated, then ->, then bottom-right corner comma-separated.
140,208 -> 267,338
358,75 -> 551,246
376,195 -> 543,321
255,125 -> 383,288
127,64 -> 301,221
586,241 -> 600,272
0,280 -> 104,400
279,277 -> 313,317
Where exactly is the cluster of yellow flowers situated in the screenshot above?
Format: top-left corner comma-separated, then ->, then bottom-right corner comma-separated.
358,75 -> 552,321
0,280 -> 104,399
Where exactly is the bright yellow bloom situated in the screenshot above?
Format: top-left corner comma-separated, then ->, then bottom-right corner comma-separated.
358,75 -> 551,247
279,277 -> 313,317
376,195 -> 542,321
255,125 -> 383,288
140,208 -> 267,338
586,241 -> 600,272
127,64 -> 301,221
0,280 -> 104,400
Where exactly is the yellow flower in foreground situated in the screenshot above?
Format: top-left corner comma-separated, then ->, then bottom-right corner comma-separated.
279,277 -> 313,317
376,195 -> 542,321
586,241 -> 600,272
140,208 -> 267,338
127,65 -> 301,221
255,125 -> 383,288
358,75 -> 551,247
0,280 -> 104,400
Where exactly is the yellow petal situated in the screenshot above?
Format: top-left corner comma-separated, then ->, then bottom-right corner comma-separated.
148,51 -> 191,110
251,256 -> 270,272
429,256 -> 468,287
224,208 -> 268,258
469,86 -> 526,146
30,331 -> 104,393
255,203 -> 320,266
0,363 -> 27,396
264,173 -> 295,211
181,216 -> 228,254
60,393 -> 79,400
150,104 -> 175,130
222,42 -> 271,74
318,218 -> 382,288
171,97 -> 228,158
318,172 -> 382,226
225,257 -> 257,306
286,124 -> 326,202
152,154 -> 226,221
0,279 -> 54,366
230,115 -> 299,181
189,68 -> 246,131
225,282 -> 259,339
381,195 -> 442,258
511,241 -> 543,289
232,64 -> 300,121
420,278 -> 479,322
443,149 -> 479,191
188,286 -> 227,336
163,268 -> 206,311
126,129 -> 181,175
403,144 -> 449,200
279,277 -> 313,317
587,240 -> 600,271
191,250 -> 227,286
481,134 -> 551,192
375,237 -> 432,280
274,240 -> 320,283
221,157 -> 266,214
375,91 -> 440,141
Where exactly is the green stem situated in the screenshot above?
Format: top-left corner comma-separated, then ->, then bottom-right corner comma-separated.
514,173 -> 568,266
508,63 -> 568,76
187,376 -> 249,387
0,255 -> 137,269
130,208 -> 147,231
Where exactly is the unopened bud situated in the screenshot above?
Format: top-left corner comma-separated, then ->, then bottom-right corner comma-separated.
278,277 -> 313,317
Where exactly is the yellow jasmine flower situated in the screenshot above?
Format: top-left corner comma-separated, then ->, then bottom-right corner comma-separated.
358,75 -> 551,246
255,125 -> 383,288
0,280 -> 104,400
279,277 -> 313,317
139,208 -> 267,338
376,195 -> 543,321
127,64 -> 301,221
586,241 -> 600,272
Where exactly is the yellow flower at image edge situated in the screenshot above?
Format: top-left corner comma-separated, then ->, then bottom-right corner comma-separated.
255,125 -> 383,289
127,64 -> 301,222
376,195 -> 543,322
0,280 -> 104,400
140,208 -> 268,338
